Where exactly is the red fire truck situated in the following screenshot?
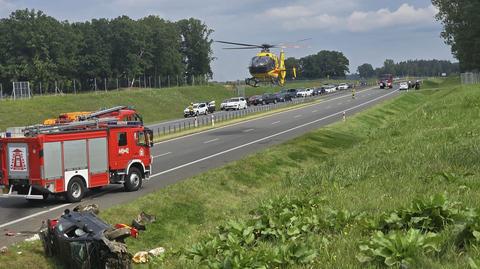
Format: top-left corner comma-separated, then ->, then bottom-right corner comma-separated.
379,74 -> 394,89
0,117 -> 153,203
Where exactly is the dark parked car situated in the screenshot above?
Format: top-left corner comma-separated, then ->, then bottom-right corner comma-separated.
262,93 -> 279,104
248,95 -> 264,106
275,92 -> 293,102
312,88 -> 321,96
281,88 -> 298,99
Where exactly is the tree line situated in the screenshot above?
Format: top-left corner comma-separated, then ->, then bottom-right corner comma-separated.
0,9 -> 214,95
432,0 -> 480,72
285,50 -> 350,80
357,59 -> 459,78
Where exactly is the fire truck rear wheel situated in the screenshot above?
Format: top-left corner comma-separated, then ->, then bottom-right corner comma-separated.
65,177 -> 85,203
125,167 -> 142,192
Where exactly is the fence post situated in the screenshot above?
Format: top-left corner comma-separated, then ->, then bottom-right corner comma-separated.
211,115 -> 215,127
195,116 -> 198,127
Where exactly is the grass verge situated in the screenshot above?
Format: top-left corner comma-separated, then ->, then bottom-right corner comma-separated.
3,77 -> 479,269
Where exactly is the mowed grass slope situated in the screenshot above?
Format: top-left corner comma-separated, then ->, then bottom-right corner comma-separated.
0,80 -> 321,131
2,77 -> 478,268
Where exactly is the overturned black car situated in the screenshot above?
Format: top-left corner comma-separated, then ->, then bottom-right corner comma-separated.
40,209 -> 133,269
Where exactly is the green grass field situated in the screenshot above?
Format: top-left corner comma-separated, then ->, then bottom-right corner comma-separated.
0,80 -> 323,131
2,77 -> 478,268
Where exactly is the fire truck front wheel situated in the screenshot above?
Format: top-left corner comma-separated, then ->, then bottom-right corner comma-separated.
65,177 -> 86,203
125,167 -> 143,192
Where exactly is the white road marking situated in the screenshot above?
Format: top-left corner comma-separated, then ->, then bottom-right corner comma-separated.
243,129 -> 255,133
271,121 -> 281,125
153,152 -> 172,159
149,89 -> 398,179
294,115 -> 302,118
312,110 -> 318,113
0,204 -> 70,229
0,88 -> 397,230
204,138 -> 220,144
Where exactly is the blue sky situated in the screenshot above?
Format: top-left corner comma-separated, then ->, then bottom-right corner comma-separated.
0,0 -> 454,81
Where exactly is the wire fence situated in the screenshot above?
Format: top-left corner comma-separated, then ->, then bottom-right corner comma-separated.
461,73 -> 480,85
0,75 -> 210,100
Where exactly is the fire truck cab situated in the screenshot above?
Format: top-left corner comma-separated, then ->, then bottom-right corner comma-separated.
0,118 -> 153,203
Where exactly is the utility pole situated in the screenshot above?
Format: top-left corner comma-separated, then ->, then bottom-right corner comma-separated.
73,80 -> 76,94
104,78 -> 107,92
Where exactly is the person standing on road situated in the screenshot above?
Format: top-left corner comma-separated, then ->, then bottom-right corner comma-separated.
352,87 -> 356,99
188,103 -> 194,116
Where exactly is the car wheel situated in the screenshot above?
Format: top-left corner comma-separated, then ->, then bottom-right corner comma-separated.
262,101 -> 266,105
65,177 -> 85,203
124,167 -> 143,192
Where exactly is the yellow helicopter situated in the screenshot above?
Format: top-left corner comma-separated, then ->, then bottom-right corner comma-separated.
217,40 -> 304,87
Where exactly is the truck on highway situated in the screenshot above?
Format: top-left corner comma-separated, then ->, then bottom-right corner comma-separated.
379,74 -> 394,89
0,114 -> 153,203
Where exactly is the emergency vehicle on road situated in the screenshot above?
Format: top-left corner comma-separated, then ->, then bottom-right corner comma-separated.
0,108 -> 153,203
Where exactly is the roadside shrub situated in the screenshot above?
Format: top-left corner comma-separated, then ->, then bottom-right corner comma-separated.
376,193 -> 464,233
357,229 -> 441,267
183,196 -> 354,267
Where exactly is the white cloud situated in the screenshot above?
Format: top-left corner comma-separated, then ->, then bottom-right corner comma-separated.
264,3 -> 439,32
346,4 -> 439,32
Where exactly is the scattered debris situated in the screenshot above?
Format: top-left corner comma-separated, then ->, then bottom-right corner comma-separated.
0,246 -> 7,254
132,247 -> 165,264
16,251 -> 22,255
4,231 -> 16,237
148,247 -> 165,257
135,211 -> 156,224
73,203 -> 100,214
132,251 -> 149,264
131,211 -> 156,231
25,234 -> 40,242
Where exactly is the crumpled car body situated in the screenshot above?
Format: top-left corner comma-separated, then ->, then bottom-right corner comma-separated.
40,210 -> 132,269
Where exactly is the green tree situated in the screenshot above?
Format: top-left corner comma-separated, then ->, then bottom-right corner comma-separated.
432,0 -> 480,71
357,63 -> 375,78
299,50 -> 349,79
177,18 -> 214,83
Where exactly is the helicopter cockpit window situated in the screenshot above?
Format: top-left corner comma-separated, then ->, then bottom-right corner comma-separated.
251,56 -> 274,68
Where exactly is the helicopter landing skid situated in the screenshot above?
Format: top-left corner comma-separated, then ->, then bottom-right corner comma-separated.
245,78 -> 260,87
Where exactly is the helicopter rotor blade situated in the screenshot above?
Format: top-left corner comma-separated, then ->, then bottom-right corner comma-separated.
222,47 -> 263,50
277,38 -> 312,48
215,40 -> 260,47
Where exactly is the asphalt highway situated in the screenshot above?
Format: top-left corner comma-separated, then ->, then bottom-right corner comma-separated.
0,85 -> 400,247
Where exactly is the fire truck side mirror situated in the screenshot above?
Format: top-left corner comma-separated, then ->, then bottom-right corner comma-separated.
150,141 -> 154,148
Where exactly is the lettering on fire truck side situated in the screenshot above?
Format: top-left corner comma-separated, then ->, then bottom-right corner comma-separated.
118,148 -> 130,155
